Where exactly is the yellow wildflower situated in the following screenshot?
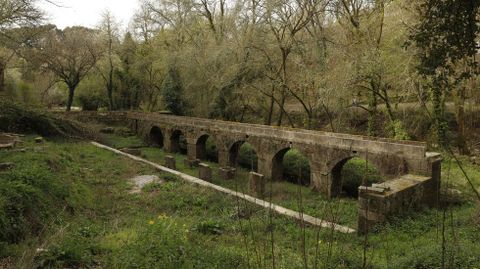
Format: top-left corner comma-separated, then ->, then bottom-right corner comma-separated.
148,220 -> 155,225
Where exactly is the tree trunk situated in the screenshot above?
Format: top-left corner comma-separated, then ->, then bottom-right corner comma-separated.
107,81 -> 114,111
66,85 -> 76,112
431,79 -> 447,147
367,91 -> 378,137
107,55 -> 115,110
266,86 -> 275,125
455,87 -> 469,155
276,90 -> 286,126
0,62 -> 5,94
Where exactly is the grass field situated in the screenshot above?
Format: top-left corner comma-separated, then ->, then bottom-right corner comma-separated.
0,132 -> 479,268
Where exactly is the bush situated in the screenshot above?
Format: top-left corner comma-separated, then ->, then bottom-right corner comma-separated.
0,150 -> 90,255
0,165 -> 64,244
193,220 -> 224,235
34,235 -> 99,268
162,67 -> 187,116
283,149 -> 310,186
163,174 -> 181,182
237,143 -> 258,171
0,101 -> 90,138
341,158 -> 382,197
205,137 -> 218,162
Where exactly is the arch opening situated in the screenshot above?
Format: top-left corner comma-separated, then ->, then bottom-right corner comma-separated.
229,141 -> 258,171
170,130 -> 187,154
196,135 -> 218,162
149,126 -> 164,148
272,148 -> 310,186
331,157 -> 383,198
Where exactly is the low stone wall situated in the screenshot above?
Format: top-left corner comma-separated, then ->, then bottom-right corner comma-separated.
53,111 -> 129,125
357,173 -> 440,234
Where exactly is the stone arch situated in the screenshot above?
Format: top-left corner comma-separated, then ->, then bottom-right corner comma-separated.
271,147 -> 311,186
195,133 -> 218,162
228,140 -> 258,171
169,129 -> 187,154
330,155 -> 382,197
149,126 -> 164,148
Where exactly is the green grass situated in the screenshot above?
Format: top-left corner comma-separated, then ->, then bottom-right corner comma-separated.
1,133 -> 480,268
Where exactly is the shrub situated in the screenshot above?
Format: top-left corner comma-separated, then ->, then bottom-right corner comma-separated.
0,151 -> 90,254
34,236 -> 99,268
205,137 -> 218,162
237,143 -> 258,171
0,165 -> 64,244
0,101 -> 90,138
282,149 -> 310,186
163,174 -> 181,182
193,220 -> 224,235
341,158 -> 382,197
386,119 -> 410,140
162,67 -> 187,116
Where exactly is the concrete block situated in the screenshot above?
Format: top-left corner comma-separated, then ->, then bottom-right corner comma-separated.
250,172 -> 265,198
164,155 -> 176,170
184,158 -> 200,168
199,163 -> 212,181
219,167 -> 236,180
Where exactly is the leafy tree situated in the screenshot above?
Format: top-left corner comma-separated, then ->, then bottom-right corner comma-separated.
97,10 -> 121,110
0,0 -> 43,93
28,26 -> 101,111
410,0 -> 480,150
116,32 -> 141,110
162,66 -> 187,115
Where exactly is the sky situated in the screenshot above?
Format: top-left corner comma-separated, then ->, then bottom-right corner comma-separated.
38,0 -> 139,30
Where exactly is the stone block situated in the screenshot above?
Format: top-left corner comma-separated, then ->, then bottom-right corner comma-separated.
199,163 -> 212,181
184,158 -> 200,168
120,148 -> 142,156
0,162 -> 14,171
250,172 -> 265,198
0,143 -> 14,150
35,137 -> 44,143
164,155 -> 176,170
219,167 -> 236,180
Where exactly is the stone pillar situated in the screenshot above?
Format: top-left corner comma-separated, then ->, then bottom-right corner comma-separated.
217,149 -> 230,168
357,188 -> 387,235
219,167 -> 236,180
164,155 -> 176,170
187,142 -> 197,160
164,130 -> 173,153
184,139 -> 200,168
199,163 -> 212,182
311,170 -> 334,198
256,154 -> 272,180
424,153 -> 442,207
250,172 -> 265,198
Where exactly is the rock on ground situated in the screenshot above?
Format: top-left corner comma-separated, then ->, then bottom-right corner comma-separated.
129,175 -> 163,194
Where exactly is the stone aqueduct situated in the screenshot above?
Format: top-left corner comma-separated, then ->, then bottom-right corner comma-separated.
120,112 -> 441,199
62,111 -> 443,232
